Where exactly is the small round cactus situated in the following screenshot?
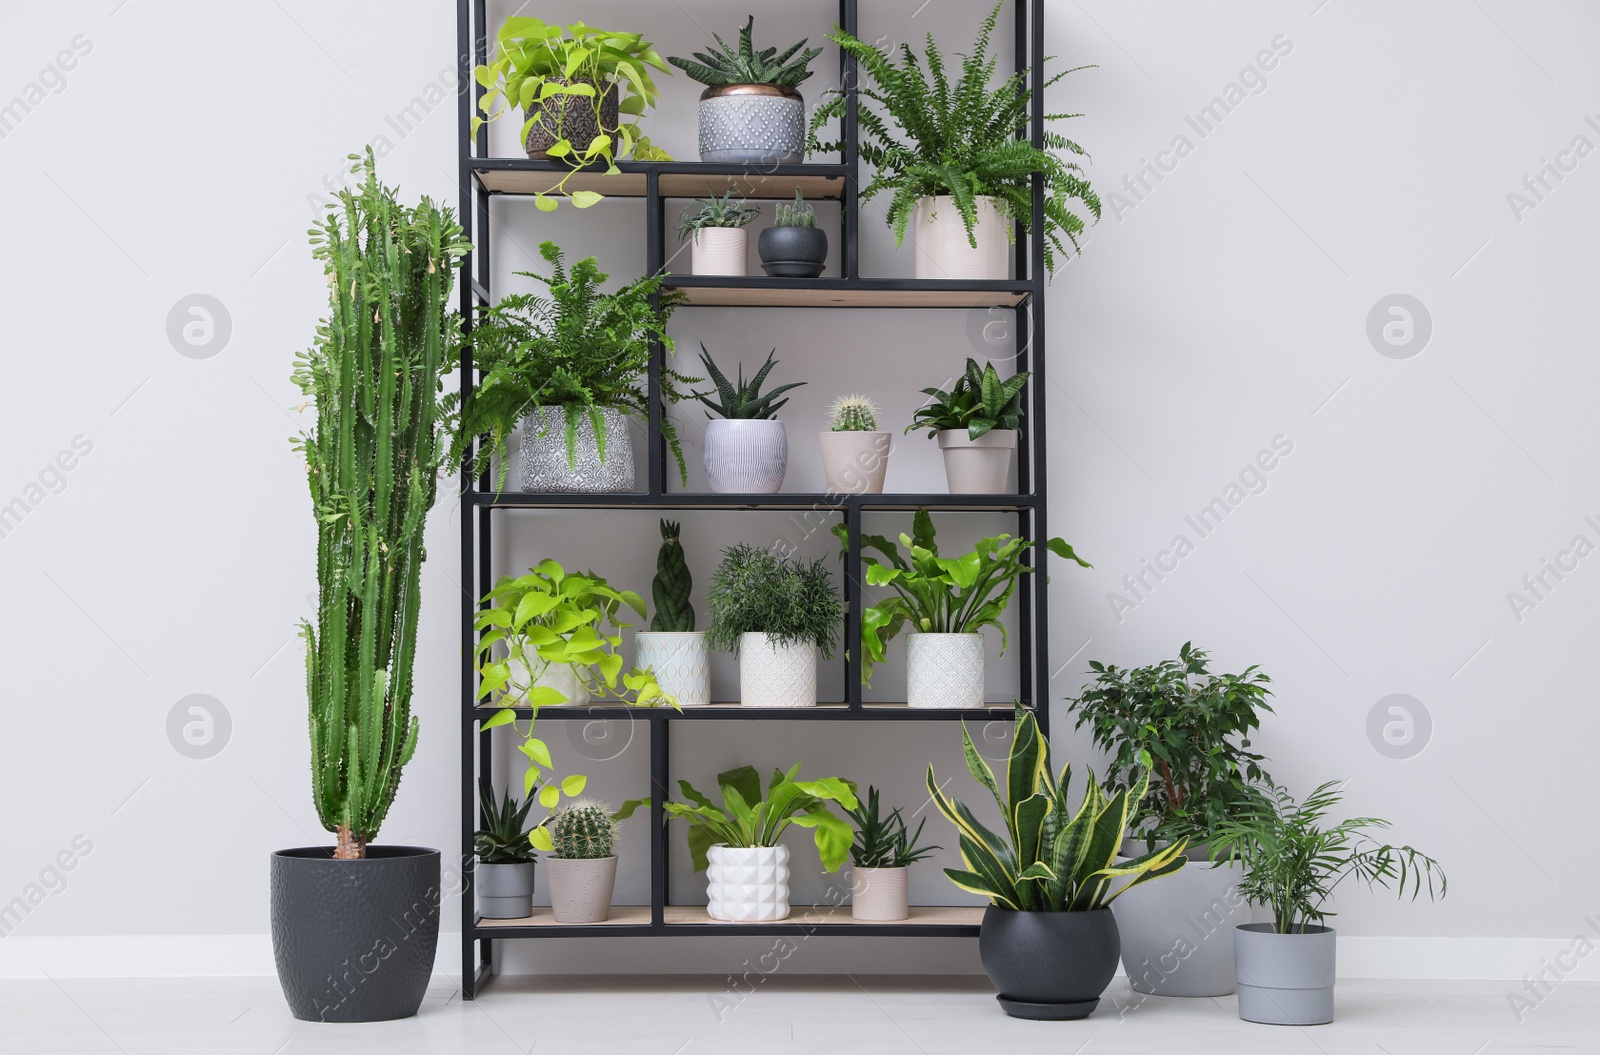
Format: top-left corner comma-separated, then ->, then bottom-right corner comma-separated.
550,799 -> 618,860
829,395 -> 880,432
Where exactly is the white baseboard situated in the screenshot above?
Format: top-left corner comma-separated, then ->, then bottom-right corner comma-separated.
0,933 -> 1590,982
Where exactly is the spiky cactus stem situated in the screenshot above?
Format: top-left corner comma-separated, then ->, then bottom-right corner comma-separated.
551,800 -> 618,860
829,395 -> 880,432
292,151 -> 468,860
650,519 -> 695,632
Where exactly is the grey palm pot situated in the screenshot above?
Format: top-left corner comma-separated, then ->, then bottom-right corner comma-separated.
1234,923 -> 1337,1025
697,84 -> 804,165
978,906 -> 1120,1020
519,406 -> 634,493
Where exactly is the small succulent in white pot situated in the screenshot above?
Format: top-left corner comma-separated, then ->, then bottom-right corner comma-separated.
693,345 -> 805,494
819,394 -> 890,495
678,189 -> 759,277
845,786 -> 940,921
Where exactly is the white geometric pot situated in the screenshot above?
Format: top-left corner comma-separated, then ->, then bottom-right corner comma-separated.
914,195 -> 1009,281
936,429 -> 1016,494
738,633 -> 817,707
1112,856 -> 1248,997
707,844 -> 791,921
704,418 -> 787,493
818,431 -> 891,495
851,866 -> 909,922
906,632 -> 984,709
634,631 -> 711,707
519,406 -> 634,494
692,227 -> 748,277
545,856 -> 618,924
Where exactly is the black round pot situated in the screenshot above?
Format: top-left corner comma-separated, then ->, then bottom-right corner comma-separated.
978,905 -> 1120,1020
270,846 -> 441,1023
759,226 -> 828,277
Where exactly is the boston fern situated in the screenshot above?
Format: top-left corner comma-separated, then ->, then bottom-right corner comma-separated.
809,3 -> 1099,277
446,241 -> 693,490
668,17 -> 822,88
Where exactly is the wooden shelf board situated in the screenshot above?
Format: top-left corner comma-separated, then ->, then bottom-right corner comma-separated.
663,905 -> 984,927
478,905 -> 652,928
475,168 -> 846,201
668,285 -> 1029,309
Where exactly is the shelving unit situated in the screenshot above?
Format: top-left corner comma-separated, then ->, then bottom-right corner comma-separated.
457,0 -> 1051,998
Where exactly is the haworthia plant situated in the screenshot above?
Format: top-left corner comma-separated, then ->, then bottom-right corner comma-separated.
650,519 -> 695,633
291,150 -> 469,860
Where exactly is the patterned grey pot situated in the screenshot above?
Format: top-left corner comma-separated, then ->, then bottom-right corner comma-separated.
698,84 -> 805,165
906,632 -> 984,709
519,406 -> 634,494
525,79 -> 618,159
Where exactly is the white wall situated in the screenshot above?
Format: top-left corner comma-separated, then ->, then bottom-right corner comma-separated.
2,0 -> 1596,981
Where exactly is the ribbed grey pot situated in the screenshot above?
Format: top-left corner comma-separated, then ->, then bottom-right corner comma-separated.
546,856 -> 618,923
519,406 -> 634,493
703,419 -> 786,493
1235,923 -> 1337,1025
476,861 -> 535,919
978,906 -> 1120,1020
269,846 -> 440,1023
1111,856 -> 1247,996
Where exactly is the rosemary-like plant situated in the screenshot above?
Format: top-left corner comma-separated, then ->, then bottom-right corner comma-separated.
705,544 -> 843,656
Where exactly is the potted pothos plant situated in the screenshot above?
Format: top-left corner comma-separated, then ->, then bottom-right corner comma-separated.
859,510 -> 1089,708
692,346 -> 805,494
677,189 -> 759,276
906,358 -> 1028,494
278,152 -> 468,1023
446,241 -> 691,495
670,16 -> 822,165
634,520 -> 710,706
927,710 -> 1187,1020
1210,781 -> 1447,1026
844,786 -> 939,921
472,17 -> 672,209
1068,643 -> 1276,998
809,3 -> 1099,280
706,544 -> 843,707
663,764 -> 858,922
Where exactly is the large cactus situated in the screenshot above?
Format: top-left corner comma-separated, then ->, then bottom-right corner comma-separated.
550,800 -> 618,860
649,519 -> 695,632
291,151 -> 469,859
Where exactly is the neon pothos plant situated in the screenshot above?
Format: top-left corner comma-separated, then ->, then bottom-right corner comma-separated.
663,764 -> 859,872
475,560 -> 673,849
858,510 -> 1090,686
927,708 -> 1188,911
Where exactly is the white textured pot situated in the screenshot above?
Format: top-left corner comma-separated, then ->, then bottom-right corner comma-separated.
707,844 -> 791,921
476,861 -> 534,919
1112,856 -> 1248,997
850,866 -> 909,921
506,656 -> 591,708
906,632 -> 984,709
692,227 -> 748,276
914,195 -> 1009,280
634,631 -> 710,707
818,431 -> 891,495
936,429 -> 1016,494
704,418 -> 787,493
739,633 -> 817,707
1235,924 -> 1337,1025
545,856 -> 618,924
519,406 -> 634,493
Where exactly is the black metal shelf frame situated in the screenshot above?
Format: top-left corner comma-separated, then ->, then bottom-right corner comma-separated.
458,0 -> 1050,998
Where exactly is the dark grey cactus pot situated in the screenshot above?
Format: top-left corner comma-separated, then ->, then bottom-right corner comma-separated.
977,906 -> 1120,1020
270,846 -> 440,1023
759,226 -> 827,277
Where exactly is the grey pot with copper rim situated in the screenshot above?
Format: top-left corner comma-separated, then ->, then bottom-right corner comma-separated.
697,83 -> 805,166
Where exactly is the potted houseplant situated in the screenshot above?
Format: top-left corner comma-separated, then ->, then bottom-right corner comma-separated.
759,191 -> 827,278
634,519 -> 710,706
544,798 -> 646,923
446,242 -> 690,494
693,345 -> 804,493
474,782 -> 539,920
678,189 -> 760,276
859,510 -> 1089,708
906,358 -> 1027,494
277,152 -> 468,1023
810,3 -> 1099,280
819,394 -> 890,495
472,17 -> 672,209
669,16 -> 822,165
706,544 -> 843,707
1211,781 -> 1447,1026
663,763 -> 857,921
844,786 -> 939,921
927,710 -> 1188,1020
1069,643 -> 1276,998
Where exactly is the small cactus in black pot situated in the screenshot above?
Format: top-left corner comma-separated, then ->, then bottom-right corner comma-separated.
759,191 -> 828,278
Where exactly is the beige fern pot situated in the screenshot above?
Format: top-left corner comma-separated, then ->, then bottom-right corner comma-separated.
634,632 -> 710,706
850,866 -> 909,921
819,431 -> 891,494
692,228 -> 748,276
906,632 -> 984,709
738,633 -> 817,707
914,195 -> 1009,280
545,856 -> 617,924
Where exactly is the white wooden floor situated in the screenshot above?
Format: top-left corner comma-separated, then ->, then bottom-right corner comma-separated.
3,974 -> 1589,1054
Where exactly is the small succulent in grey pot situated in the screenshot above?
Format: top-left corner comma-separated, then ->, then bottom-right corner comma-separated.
760,191 -> 828,278
669,17 -> 821,165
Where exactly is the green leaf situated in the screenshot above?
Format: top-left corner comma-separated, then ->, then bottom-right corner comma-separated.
538,784 -> 561,809
569,190 -> 604,209
529,825 -> 554,852
482,708 -> 516,731
561,774 -> 588,796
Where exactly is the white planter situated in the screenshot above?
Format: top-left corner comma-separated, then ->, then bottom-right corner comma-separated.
914,195 -> 1009,280
1111,856 -> 1248,997
692,227 -> 748,276
545,856 -> 618,924
634,631 -> 711,707
505,656 -> 591,708
936,429 -> 1016,494
476,861 -> 534,919
906,632 -> 984,709
850,866 -> 909,921
738,633 -> 817,707
707,844 -> 791,921
818,431 -> 891,495
704,418 -> 787,494
519,406 -> 634,493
